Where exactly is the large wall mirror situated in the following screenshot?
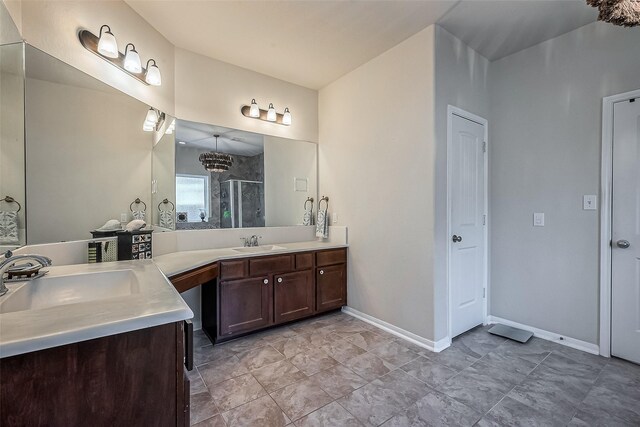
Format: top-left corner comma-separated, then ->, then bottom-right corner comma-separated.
152,120 -> 318,230
0,41 -> 317,246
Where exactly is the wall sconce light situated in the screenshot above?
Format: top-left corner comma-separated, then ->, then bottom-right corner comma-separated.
143,107 -> 165,132
79,25 -> 162,86
165,119 -> 176,134
241,100 -> 292,126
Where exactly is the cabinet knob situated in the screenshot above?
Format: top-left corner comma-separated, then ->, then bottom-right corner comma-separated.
277,277 -> 283,283
263,279 -> 269,285
320,270 -> 324,275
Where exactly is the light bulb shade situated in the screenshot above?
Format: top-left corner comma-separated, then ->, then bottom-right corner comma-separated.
282,107 -> 292,126
145,59 -> 162,86
123,44 -> 142,73
249,99 -> 260,118
143,122 -> 154,132
145,108 -> 158,124
267,103 -> 276,122
97,25 -> 119,58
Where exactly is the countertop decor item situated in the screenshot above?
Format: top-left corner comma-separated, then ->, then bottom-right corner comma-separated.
78,25 -> 162,85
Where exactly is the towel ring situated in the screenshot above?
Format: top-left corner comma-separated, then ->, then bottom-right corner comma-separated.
130,198 -> 147,212
319,196 -> 329,211
1,196 -> 21,213
304,197 -> 314,210
158,199 -> 175,212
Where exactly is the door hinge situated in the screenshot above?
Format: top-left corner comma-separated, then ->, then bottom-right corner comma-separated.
483,214 -> 486,225
483,288 -> 486,298
482,141 -> 487,153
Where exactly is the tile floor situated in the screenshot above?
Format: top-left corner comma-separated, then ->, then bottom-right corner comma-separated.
188,311 -> 640,426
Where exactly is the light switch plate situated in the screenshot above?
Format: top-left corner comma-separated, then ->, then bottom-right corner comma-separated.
583,195 -> 597,210
533,212 -> 545,227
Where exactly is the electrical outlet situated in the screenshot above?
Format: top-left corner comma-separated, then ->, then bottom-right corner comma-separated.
533,212 -> 545,227
120,213 -> 128,223
332,212 -> 338,224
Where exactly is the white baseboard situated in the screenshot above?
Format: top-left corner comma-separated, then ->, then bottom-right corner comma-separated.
487,315 -> 600,355
342,306 -> 451,353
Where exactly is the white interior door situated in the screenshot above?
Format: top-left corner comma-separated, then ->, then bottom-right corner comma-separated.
450,112 -> 486,338
612,98 -> 640,364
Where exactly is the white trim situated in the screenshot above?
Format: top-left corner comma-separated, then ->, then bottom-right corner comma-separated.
342,306 -> 451,353
599,88 -> 640,358
487,315 -> 600,355
446,106 -> 489,342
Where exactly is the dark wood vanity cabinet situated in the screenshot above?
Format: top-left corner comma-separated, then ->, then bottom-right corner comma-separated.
196,248 -> 348,343
316,263 -> 347,312
219,276 -> 273,336
0,322 -> 189,427
274,270 -> 315,323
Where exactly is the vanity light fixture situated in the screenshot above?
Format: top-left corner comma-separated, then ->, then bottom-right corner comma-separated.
97,25 -> 118,58
79,25 -> 162,86
145,59 -> 162,86
199,135 -> 233,172
249,99 -> 260,118
143,108 -> 165,132
123,43 -> 142,73
241,100 -> 291,126
282,108 -> 292,126
267,103 -> 277,122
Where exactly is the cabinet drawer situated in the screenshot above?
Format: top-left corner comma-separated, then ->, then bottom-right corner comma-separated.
316,248 -> 347,267
171,263 -> 218,293
295,253 -> 314,270
249,255 -> 292,277
220,260 -> 248,280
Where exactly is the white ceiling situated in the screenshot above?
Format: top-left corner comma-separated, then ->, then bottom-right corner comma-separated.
437,1 -> 598,61
176,119 -> 264,156
127,1 -> 599,89
125,0 -> 457,89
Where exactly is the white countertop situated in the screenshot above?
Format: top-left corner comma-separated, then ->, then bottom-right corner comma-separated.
0,260 -> 193,358
0,240 -> 347,358
154,240 -> 348,277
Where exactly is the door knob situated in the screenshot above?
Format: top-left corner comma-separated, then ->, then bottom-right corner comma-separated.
616,240 -> 631,249
319,270 -> 324,275
277,277 -> 283,283
452,235 -> 463,243
263,279 -> 269,285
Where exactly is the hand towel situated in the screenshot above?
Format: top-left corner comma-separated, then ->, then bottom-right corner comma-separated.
132,210 -> 146,221
159,210 -> 174,229
125,219 -> 146,232
316,208 -> 328,239
302,205 -> 313,226
0,211 -> 19,244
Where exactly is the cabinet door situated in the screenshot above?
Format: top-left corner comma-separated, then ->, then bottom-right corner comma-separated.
219,276 -> 272,337
316,264 -> 346,312
274,270 -> 314,324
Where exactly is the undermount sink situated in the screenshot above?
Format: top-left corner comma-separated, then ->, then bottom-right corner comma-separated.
232,245 -> 286,254
0,269 -> 140,315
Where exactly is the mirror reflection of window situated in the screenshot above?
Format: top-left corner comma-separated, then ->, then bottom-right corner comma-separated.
176,174 -> 209,223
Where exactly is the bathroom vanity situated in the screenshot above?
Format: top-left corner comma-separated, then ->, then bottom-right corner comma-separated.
0,261 -> 193,427
160,245 -> 347,343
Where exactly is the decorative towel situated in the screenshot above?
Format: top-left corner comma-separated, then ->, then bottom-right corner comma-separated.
0,211 -> 19,244
159,210 -> 174,229
125,219 -> 146,232
132,210 -> 146,221
316,208 -> 329,239
302,205 -> 314,226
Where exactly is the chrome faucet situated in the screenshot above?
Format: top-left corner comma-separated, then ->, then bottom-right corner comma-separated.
249,235 -> 260,247
0,251 -> 52,297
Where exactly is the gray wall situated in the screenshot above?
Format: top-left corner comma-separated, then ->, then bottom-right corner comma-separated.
489,22 -> 640,344
434,26 -> 491,341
